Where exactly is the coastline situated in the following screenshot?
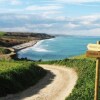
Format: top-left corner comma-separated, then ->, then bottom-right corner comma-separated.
9,39 -> 40,60
11,37 -> 55,60
0,40 -> 41,60
12,40 -> 40,52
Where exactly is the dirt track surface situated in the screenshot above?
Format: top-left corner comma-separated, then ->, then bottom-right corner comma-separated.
1,64 -> 78,100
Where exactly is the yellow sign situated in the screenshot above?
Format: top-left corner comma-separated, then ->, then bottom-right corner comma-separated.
87,44 -> 100,51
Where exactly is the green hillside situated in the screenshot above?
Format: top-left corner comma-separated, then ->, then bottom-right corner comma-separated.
0,48 -> 11,54
0,60 -> 47,97
0,32 -> 5,37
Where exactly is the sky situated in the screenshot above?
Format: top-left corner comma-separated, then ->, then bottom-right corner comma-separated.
0,0 -> 100,36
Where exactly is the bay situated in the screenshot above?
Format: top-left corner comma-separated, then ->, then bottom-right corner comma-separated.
18,36 -> 100,61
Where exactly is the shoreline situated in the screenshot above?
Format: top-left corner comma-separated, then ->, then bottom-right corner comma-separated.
12,36 -> 55,52
0,39 -> 42,60
10,37 -> 55,60
12,39 -> 40,52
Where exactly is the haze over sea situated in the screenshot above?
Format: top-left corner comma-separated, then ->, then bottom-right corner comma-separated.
18,36 -> 100,61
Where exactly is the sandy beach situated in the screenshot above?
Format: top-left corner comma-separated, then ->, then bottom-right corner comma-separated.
12,40 -> 40,51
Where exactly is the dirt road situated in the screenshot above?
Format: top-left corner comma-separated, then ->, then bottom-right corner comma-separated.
1,64 -> 78,100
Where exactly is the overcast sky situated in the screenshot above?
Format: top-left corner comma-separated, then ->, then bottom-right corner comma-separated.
0,0 -> 100,36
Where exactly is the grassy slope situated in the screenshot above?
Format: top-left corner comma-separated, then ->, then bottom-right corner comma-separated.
0,60 -> 47,97
70,54 -> 96,61
38,55 -> 100,100
0,32 -> 5,37
0,48 -> 11,54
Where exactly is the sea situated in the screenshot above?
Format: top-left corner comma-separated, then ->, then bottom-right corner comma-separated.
18,35 -> 100,61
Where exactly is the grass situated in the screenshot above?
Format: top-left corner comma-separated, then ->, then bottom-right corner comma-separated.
37,56 -> 100,100
70,54 -> 96,61
0,60 -> 47,97
0,48 -> 11,54
0,32 -> 5,37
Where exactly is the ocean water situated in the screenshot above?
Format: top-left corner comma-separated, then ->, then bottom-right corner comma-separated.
18,36 -> 100,61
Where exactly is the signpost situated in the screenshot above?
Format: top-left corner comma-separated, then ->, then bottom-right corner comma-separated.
86,41 -> 100,100
87,44 -> 100,51
86,51 -> 100,58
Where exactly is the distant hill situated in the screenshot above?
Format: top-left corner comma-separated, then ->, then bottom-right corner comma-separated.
0,32 -> 55,47
5,32 -> 54,39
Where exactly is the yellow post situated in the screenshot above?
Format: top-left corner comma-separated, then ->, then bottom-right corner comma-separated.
94,41 -> 100,100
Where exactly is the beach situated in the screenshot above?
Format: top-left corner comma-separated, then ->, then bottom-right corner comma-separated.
12,40 -> 40,51
0,39 -> 41,60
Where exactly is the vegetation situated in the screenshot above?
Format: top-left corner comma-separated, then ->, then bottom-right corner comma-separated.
0,48 -> 11,54
0,32 -> 5,37
5,32 -> 54,39
0,32 -> 54,47
37,57 -> 100,100
71,54 -> 96,61
0,60 -> 47,97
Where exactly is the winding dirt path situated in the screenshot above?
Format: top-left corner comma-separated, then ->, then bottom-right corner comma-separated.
1,64 -> 78,100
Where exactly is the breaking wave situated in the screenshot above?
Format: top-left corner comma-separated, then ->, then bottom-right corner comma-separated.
31,40 -> 51,52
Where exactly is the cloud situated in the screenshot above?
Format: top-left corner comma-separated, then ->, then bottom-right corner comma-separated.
64,23 -> 80,28
0,3 -> 62,14
26,24 -> 53,28
0,0 -> 22,5
0,13 -> 100,36
41,11 -> 62,18
10,0 -> 22,5
0,27 -> 30,32
26,5 -> 62,11
66,28 -> 100,36
55,0 -> 100,3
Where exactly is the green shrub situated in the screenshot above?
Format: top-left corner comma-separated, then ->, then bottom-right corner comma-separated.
0,48 -> 11,54
0,61 -> 47,97
0,32 -> 5,37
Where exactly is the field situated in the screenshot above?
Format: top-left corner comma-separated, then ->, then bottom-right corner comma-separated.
38,56 -> 100,100
0,60 -> 47,97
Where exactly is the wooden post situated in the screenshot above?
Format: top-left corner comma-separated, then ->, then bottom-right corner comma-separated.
94,41 -> 100,100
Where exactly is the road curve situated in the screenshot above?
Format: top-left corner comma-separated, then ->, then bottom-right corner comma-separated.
1,64 -> 78,100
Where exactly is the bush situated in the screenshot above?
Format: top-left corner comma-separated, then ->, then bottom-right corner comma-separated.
0,61 -> 47,97
0,48 -> 11,54
0,32 -> 5,37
